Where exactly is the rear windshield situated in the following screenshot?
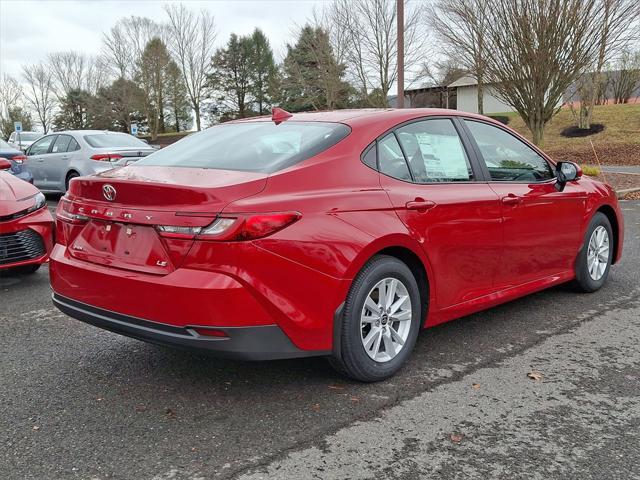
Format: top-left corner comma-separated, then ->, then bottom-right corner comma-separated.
135,121 -> 351,173
84,133 -> 149,148
0,139 -> 12,149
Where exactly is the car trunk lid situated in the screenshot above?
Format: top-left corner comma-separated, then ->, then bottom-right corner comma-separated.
62,165 -> 267,273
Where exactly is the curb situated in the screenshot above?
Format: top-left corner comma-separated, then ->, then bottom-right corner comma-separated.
616,187 -> 640,199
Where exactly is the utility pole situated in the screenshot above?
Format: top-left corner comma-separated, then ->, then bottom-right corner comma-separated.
397,0 -> 405,108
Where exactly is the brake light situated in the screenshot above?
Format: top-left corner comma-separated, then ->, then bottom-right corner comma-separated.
12,155 -> 27,164
56,198 -> 89,224
90,153 -> 123,162
155,212 -> 301,241
55,198 -> 89,246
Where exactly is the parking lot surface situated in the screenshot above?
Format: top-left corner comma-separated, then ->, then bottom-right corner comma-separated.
2,199 -> 639,480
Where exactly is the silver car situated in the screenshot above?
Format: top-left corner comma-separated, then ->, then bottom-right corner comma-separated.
25,130 -> 156,192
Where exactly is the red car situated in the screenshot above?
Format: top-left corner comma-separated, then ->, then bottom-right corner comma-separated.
50,109 -> 623,381
0,158 -> 54,274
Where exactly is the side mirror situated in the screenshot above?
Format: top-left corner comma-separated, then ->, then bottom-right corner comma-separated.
555,161 -> 581,192
0,157 -> 12,170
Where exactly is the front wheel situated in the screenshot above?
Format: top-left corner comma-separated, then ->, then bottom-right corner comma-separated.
330,255 -> 422,382
574,212 -> 613,292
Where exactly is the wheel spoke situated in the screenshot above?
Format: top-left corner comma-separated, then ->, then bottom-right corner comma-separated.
364,296 -> 379,314
390,295 -> 409,315
372,329 -> 383,358
392,309 -> 411,322
361,314 -> 377,324
382,330 -> 396,358
363,328 -> 378,350
385,279 -> 398,309
389,326 -> 405,346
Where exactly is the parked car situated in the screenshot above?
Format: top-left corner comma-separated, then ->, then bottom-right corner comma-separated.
8,131 -> 43,151
49,108 -> 624,381
0,138 -> 33,184
0,158 -> 54,274
25,130 -> 156,193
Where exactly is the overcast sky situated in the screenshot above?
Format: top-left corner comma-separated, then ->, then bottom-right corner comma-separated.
0,0 -> 324,78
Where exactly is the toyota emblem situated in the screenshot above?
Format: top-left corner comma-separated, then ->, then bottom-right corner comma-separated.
103,184 -> 117,201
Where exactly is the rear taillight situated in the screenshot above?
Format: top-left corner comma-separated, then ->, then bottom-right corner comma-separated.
12,155 -> 27,164
90,153 -> 123,162
155,212 -> 301,241
55,198 -> 89,246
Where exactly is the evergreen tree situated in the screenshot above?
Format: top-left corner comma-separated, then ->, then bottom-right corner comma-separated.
281,26 -> 350,112
138,37 -> 171,139
249,29 -> 278,115
52,89 -> 97,130
94,78 -> 146,132
165,61 -> 192,132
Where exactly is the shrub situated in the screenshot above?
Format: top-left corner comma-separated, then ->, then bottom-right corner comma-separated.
581,166 -> 600,176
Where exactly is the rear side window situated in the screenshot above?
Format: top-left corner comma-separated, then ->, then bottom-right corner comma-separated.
52,135 -> 72,153
396,119 -> 473,183
136,121 -> 351,173
378,133 -> 411,181
84,133 -> 148,148
464,120 -> 554,182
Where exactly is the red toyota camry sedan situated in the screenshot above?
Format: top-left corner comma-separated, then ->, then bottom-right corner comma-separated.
1,158 -> 54,274
49,108 -> 623,381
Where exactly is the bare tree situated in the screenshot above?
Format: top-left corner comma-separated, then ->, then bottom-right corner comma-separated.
165,4 -> 217,131
0,74 -> 24,137
429,0 -> 489,113
22,62 -> 56,134
481,0 -> 625,145
575,0 -> 640,128
320,0 -> 428,106
102,16 -> 165,79
611,49 -> 640,103
48,51 -> 110,99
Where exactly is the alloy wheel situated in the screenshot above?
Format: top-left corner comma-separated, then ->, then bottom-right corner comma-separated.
587,226 -> 610,281
360,277 -> 412,363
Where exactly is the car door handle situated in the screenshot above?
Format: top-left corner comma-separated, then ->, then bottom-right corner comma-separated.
405,199 -> 436,212
502,194 -> 522,206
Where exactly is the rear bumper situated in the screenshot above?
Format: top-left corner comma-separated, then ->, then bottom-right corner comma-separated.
52,293 -> 326,360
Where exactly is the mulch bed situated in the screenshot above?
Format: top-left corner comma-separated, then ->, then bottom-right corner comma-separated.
560,124 -> 605,138
546,143 -> 640,166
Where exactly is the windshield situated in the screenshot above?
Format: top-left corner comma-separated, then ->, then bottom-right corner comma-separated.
14,132 -> 41,141
136,121 -> 351,173
84,133 -> 149,148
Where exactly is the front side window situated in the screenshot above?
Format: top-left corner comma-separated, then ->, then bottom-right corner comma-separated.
29,135 -> 56,156
137,121 -> 350,173
378,133 -> 411,181
396,119 -> 473,183
464,120 -> 554,182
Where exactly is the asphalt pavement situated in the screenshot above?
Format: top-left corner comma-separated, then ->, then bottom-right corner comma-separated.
1,199 -> 639,480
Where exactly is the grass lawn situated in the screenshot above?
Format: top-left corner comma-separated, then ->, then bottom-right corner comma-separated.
499,103 -> 640,149
495,103 -> 640,166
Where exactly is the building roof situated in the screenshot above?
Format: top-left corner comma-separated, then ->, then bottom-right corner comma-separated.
447,76 -> 479,88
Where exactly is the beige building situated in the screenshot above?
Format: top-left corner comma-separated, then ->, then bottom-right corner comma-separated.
447,76 -> 514,114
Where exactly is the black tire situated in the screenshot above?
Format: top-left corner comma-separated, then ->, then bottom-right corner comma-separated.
7,264 -> 40,275
574,212 -> 613,293
65,172 -> 79,191
330,255 -> 422,382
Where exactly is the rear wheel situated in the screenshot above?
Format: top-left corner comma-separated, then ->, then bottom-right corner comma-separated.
65,171 -> 79,191
330,255 -> 421,382
574,212 -> 613,292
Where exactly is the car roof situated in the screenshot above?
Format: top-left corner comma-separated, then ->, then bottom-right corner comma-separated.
231,108 -> 497,129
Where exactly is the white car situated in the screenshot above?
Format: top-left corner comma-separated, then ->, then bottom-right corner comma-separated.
8,131 -> 43,151
25,130 -> 157,192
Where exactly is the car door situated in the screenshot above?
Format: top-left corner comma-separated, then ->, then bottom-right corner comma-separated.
46,134 -> 74,191
376,117 -> 504,311
462,119 -> 586,290
26,135 -> 57,189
